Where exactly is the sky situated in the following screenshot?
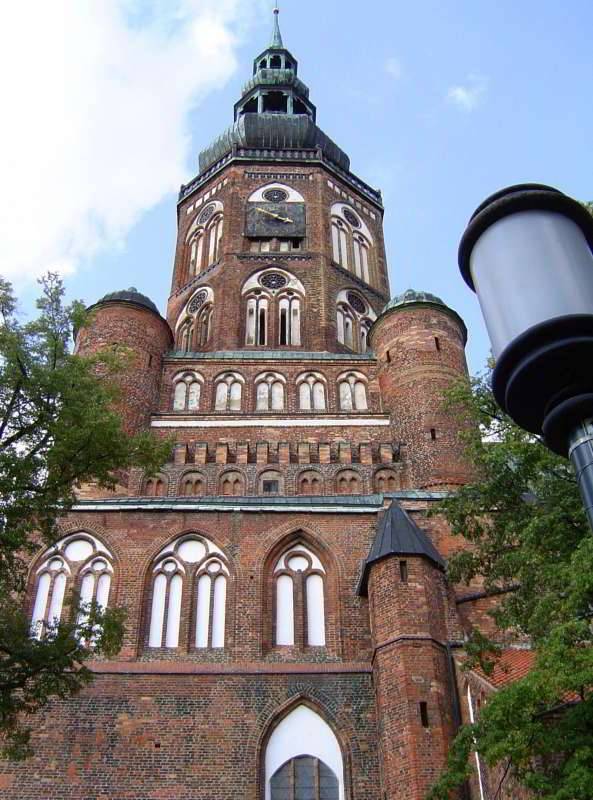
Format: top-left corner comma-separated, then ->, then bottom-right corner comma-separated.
1,0 -> 591,374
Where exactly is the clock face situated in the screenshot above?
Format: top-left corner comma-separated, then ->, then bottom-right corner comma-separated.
245,202 -> 306,238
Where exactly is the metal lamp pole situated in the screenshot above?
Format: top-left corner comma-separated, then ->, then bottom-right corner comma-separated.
458,184 -> 593,530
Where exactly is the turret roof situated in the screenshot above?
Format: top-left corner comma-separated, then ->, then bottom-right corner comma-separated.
382,288 -> 447,313
357,501 -> 445,595
94,287 -> 159,315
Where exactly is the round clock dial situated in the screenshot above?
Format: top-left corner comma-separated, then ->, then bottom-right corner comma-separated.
263,188 -> 289,203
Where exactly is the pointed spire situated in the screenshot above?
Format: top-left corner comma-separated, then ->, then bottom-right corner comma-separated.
270,4 -> 284,48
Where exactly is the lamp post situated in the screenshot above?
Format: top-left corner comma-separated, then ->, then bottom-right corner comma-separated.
458,183 -> 593,529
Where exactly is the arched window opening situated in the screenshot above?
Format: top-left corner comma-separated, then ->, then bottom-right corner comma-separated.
337,372 -> 368,411
184,202 -> 223,279
298,471 -> 323,495
181,472 -> 206,496
31,534 -> 114,640
242,96 -> 258,114
176,288 -> 214,352
172,372 -> 203,412
336,470 -> 362,495
148,535 -> 229,650
278,294 -> 301,346
188,233 -> 204,276
256,373 -> 286,411
274,544 -> 326,648
259,59 -> 267,70
259,470 -> 283,495
270,55 -> 282,69
264,705 -> 345,800
264,91 -> 288,112
196,304 -> 213,347
375,469 -> 399,492
336,290 -> 376,353
297,373 -> 327,411
214,373 -> 244,412
177,318 -> 194,353
144,475 -> 168,497
243,269 -> 305,348
207,214 -> 223,266
219,471 -> 245,496
330,203 -> 376,287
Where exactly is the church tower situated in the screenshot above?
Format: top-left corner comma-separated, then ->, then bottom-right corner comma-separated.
6,11 -> 488,800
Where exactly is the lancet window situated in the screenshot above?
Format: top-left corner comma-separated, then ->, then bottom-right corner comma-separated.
274,544 -> 326,648
185,201 -> 223,278
256,372 -> 286,411
219,471 -> 246,496
336,290 -> 376,353
374,469 -> 399,492
336,469 -> 363,495
143,474 -> 168,497
214,372 -> 244,411
265,705 -> 344,800
297,471 -> 323,495
297,373 -> 327,411
330,203 -> 375,285
147,535 -> 229,650
175,288 -> 214,352
180,472 -> 206,496
337,371 -> 368,411
30,534 -> 114,640
172,371 -> 203,411
243,269 -> 304,348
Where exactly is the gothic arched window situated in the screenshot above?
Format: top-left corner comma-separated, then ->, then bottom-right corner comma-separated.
336,469 -> 362,495
143,474 -> 168,497
274,544 -> 326,648
175,288 -> 214,352
374,469 -> 399,492
180,471 -> 206,496
172,371 -> 203,411
184,201 -> 223,279
336,290 -> 376,353
297,372 -> 327,411
264,705 -> 344,800
337,371 -> 368,411
147,535 -> 229,650
243,269 -> 305,348
330,203 -> 375,286
30,534 -> 114,640
214,372 -> 244,411
297,471 -> 323,495
256,372 -> 286,411
219,471 -> 245,496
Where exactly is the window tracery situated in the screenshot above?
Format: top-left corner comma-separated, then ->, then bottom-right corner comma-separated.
330,202 -> 375,285
256,372 -> 286,411
274,544 -> 326,648
336,290 -> 375,353
147,535 -> 229,650
243,269 -> 304,348
297,372 -> 327,411
172,371 -> 203,411
175,288 -> 214,352
30,534 -> 114,640
337,371 -> 368,411
214,372 -> 244,411
185,201 -> 223,278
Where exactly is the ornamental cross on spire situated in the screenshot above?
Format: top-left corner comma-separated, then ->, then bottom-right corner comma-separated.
270,3 -> 284,49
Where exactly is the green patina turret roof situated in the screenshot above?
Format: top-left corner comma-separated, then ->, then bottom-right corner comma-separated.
357,502 -> 446,596
382,288 -> 447,313
94,287 -> 159,315
198,7 -> 350,175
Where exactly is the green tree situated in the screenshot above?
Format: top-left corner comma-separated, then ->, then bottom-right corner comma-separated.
0,273 -> 169,759
427,366 -> 593,799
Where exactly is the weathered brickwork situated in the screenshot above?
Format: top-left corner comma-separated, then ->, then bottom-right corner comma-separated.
4,14 -> 515,800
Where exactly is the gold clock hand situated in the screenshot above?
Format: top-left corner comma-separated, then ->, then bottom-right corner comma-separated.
255,207 -> 294,223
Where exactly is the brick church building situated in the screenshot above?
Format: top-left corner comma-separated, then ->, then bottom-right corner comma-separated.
1,9 -> 520,800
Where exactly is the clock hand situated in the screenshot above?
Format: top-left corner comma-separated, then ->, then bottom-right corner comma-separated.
255,207 -> 293,223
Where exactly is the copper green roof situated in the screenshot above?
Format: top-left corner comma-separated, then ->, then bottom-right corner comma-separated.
382,289 -> 446,313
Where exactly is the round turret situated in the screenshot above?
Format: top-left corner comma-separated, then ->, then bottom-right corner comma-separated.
75,288 -> 173,436
370,289 -> 473,490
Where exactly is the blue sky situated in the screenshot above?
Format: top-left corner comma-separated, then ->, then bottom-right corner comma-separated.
3,0 -> 592,374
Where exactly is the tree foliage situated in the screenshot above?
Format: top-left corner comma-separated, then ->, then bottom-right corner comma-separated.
0,274 -> 169,758
428,368 -> 593,799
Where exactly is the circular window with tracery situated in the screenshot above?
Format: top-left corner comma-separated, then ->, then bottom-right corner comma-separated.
260,272 -> 288,290
263,188 -> 289,203
347,292 -> 366,314
198,204 -> 216,225
343,207 -> 361,228
188,291 -> 208,314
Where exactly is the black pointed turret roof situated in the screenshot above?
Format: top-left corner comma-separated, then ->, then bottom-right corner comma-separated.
357,502 -> 446,596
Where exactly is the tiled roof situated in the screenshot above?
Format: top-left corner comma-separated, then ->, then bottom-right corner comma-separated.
476,649 -> 535,688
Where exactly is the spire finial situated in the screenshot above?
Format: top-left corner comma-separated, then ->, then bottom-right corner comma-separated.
270,3 -> 284,48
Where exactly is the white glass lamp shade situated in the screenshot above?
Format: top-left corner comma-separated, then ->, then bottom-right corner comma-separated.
470,209 -> 593,358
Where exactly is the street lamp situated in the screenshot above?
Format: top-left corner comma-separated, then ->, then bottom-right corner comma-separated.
458,183 -> 593,528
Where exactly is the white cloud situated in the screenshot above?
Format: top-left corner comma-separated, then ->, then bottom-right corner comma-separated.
385,56 -> 402,80
446,74 -> 487,111
0,0 -> 256,283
